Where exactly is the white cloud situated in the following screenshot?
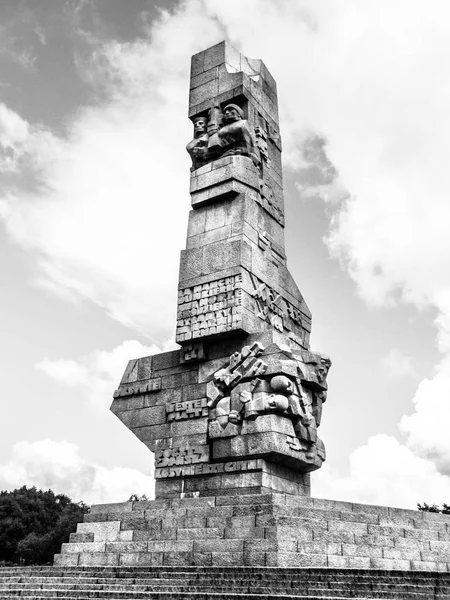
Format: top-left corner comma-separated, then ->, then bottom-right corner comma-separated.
36,339 -> 170,410
400,356 -> 450,474
0,103 -> 29,172
0,4 -> 224,344
381,348 -> 414,379
314,434 -> 450,509
2,0 -> 450,506
0,439 -> 153,504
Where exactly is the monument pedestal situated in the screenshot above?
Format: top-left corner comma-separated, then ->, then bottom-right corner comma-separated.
54,492 -> 450,570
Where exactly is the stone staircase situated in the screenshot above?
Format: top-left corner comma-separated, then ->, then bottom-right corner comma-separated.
1,565 -> 450,599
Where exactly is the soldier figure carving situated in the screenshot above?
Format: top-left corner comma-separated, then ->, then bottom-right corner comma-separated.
187,103 -> 259,170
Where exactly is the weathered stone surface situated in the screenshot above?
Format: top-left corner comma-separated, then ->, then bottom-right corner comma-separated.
54,493 -> 450,572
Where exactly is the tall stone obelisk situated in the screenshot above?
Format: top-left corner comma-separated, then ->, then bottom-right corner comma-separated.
111,41 -> 331,499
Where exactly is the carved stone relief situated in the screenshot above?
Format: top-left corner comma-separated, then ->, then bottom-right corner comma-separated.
176,275 -> 243,343
206,341 -> 331,468
250,273 -> 305,335
187,104 -> 259,170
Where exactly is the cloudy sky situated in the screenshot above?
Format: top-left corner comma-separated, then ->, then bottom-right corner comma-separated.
1,0 -> 450,508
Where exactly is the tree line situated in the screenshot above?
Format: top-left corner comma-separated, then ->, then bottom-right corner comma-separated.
0,486 -> 88,566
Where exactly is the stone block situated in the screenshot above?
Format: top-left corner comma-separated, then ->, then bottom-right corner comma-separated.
194,539 -> 243,553
177,527 -> 224,540
370,557 -> 411,570
77,521 -> 121,542
105,541 -> 148,553
352,501 -> 390,515
355,534 -> 395,547
411,560 -> 449,571
169,418 -> 208,436
146,540 -> 193,552
61,542 -> 106,553
187,224 -> 232,249
187,208 -> 206,237
163,551 -> 194,566
184,515 -> 208,528
193,552 -> 212,566
190,67 -> 218,91
190,51 -> 204,77
368,524 -> 405,536
210,551 -> 244,566
53,553 -> 79,566
341,544 -> 383,558
383,546 -> 421,560
333,556 -> 371,569
133,528 -> 176,541
174,496 -> 216,508
202,41 -> 227,71
243,550 -> 266,566
69,532 -> 94,543
405,527 -> 439,540
272,552 -> 327,568
90,502 -> 132,515
331,521 -> 369,535
298,541 -> 342,555
339,509 -> 380,524
179,248 -> 203,281
78,552 -> 119,566
119,552 -> 163,566
224,526 -> 265,540
316,530 -> 354,544
191,179 -> 258,207
189,79 -> 219,106
326,555 -> 349,568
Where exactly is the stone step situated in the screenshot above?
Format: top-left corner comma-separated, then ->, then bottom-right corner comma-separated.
1,568 -> 450,599
0,579 -> 440,590
1,566 -> 450,579
0,567 -> 450,585
0,594 -> 374,600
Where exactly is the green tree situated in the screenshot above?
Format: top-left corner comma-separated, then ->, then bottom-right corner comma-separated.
0,486 -> 89,565
127,493 -> 149,502
417,502 -> 450,514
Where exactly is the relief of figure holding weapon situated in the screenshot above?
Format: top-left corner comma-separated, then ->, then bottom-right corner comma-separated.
187,103 -> 260,170
186,115 -> 210,171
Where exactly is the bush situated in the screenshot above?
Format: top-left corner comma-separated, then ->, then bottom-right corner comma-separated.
0,486 -> 89,565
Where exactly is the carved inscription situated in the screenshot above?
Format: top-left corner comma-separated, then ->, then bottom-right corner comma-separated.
155,445 -> 209,468
256,185 -> 284,226
250,274 -> 305,336
166,398 -> 208,421
155,459 -> 260,479
113,378 -> 161,399
176,275 -> 243,342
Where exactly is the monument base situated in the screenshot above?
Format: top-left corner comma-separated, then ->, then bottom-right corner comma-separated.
54,492 -> 450,571
155,459 -> 310,499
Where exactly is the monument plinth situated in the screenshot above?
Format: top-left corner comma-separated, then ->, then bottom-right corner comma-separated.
110,41 -> 331,500
54,42 -> 450,572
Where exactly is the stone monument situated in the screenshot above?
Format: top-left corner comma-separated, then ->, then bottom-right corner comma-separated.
111,40 -> 331,501
54,42 -> 450,570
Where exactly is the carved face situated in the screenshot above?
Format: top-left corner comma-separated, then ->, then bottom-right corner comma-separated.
194,117 -> 207,136
224,106 -> 241,123
316,357 -> 331,382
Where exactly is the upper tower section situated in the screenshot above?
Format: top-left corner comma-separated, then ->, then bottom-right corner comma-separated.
187,41 -> 283,228
178,42 -> 311,352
